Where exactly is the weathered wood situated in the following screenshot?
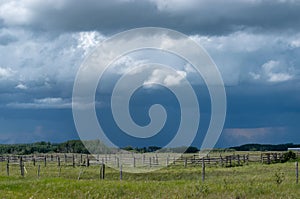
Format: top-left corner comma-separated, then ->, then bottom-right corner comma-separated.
100,164 -> 105,179
86,155 -> 90,167
57,156 -> 61,167
296,162 -> 299,184
32,157 -> 36,166
202,158 -> 205,182
220,155 -> 223,167
72,154 -> 75,168
142,155 -> 145,165
6,163 -> 9,176
120,164 -> 123,181
133,157 -> 136,168
116,157 -> 119,168
44,155 -> 47,167
37,165 -> 40,178
166,156 -> 169,166
20,156 -> 24,177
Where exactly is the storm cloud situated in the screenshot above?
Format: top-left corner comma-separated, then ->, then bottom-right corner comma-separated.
0,0 -> 299,147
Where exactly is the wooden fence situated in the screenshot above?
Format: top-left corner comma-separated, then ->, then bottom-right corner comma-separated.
0,152 -> 299,182
1,151 -> 296,168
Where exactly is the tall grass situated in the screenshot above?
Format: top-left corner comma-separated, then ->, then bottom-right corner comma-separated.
0,160 -> 299,198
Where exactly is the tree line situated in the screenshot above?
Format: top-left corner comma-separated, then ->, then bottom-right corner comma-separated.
1,140 -> 298,155
0,140 -> 89,155
230,143 -> 300,151
0,140 -> 201,155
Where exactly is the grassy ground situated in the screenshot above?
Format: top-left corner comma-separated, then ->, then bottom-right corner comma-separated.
0,159 -> 300,198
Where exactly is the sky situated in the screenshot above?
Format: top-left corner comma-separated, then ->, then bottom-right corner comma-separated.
0,0 -> 299,148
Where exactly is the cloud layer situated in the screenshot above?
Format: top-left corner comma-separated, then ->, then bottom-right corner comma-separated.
0,0 -> 299,146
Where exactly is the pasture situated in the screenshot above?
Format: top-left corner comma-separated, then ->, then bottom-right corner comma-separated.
0,152 -> 299,198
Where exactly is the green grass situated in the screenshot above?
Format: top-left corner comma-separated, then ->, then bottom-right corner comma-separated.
0,160 -> 300,198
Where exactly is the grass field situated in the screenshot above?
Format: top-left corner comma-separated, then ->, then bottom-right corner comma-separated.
0,155 -> 300,199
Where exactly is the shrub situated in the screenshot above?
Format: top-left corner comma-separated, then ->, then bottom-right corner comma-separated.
280,151 -> 296,163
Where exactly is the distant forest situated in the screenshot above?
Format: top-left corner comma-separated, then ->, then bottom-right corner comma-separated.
0,140 -> 299,155
0,140 -> 200,155
229,143 -> 300,151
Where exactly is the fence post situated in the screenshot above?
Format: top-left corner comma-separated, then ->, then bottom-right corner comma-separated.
32,157 -> 36,166
64,154 -> 67,164
20,156 -> 24,177
184,157 -> 187,168
142,155 -> 145,165
72,154 -> 75,168
100,164 -> 105,179
57,156 -> 61,167
202,158 -> 205,182
86,155 -> 90,167
149,157 -> 152,168
220,155 -> 223,167
296,161 -> 299,184
246,154 -> 249,165
44,155 -> 47,167
173,156 -> 176,165
133,157 -> 136,168
6,163 -> 9,176
120,164 -> 123,181
37,165 -> 40,178
166,156 -> 169,166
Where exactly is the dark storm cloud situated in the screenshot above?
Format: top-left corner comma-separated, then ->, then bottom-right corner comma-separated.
0,0 -> 299,146
225,81 -> 300,126
1,0 -> 300,35
0,33 -> 17,45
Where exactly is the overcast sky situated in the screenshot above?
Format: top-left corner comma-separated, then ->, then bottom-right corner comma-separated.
0,0 -> 299,147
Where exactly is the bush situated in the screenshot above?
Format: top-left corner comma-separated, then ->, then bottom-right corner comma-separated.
280,151 -> 296,163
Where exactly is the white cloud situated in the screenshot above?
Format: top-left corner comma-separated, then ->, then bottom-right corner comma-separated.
290,39 -> 300,48
144,69 -> 187,87
262,60 -> 293,82
108,55 -> 148,75
0,67 -> 15,79
74,31 -> 105,56
268,73 -> 293,82
0,1 -> 33,26
190,31 -> 271,53
15,83 -> 28,90
249,60 -> 294,83
7,97 -> 71,109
